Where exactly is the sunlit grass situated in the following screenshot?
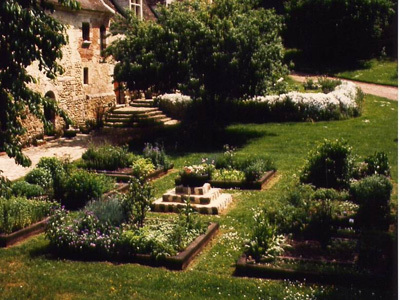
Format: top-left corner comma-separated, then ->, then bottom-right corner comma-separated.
335,59 -> 398,86
0,95 -> 396,299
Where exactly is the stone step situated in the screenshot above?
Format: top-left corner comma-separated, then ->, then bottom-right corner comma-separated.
111,107 -> 159,115
103,121 -> 138,128
130,100 -> 154,107
163,119 -> 180,126
105,116 -> 133,122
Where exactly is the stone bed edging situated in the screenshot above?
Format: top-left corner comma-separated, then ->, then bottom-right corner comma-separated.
235,254 -> 391,288
0,217 -> 50,247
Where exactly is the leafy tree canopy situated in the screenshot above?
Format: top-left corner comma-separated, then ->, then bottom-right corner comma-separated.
108,0 -> 288,108
284,0 -> 396,63
0,0 -> 79,167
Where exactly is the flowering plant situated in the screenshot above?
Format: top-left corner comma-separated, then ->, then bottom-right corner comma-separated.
179,164 -> 215,186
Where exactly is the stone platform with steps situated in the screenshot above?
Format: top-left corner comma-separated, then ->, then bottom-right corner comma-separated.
104,100 -> 179,128
153,183 -> 233,214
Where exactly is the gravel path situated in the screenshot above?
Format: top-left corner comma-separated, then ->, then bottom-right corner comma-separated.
290,73 -> 398,101
0,134 -> 94,181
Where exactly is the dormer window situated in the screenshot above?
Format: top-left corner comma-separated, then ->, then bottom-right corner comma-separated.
130,0 -> 143,20
82,22 -> 90,41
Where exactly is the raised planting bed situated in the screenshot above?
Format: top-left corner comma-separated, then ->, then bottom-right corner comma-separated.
48,219 -> 219,270
125,222 -> 219,270
175,169 -> 276,190
235,237 -> 393,288
209,170 -> 276,190
95,168 -> 173,183
0,217 -> 49,247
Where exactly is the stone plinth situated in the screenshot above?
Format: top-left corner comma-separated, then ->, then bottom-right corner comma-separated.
153,183 -> 233,215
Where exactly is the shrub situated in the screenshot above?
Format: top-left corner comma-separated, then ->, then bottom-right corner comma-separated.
317,77 -> 341,94
84,196 -> 127,226
311,188 -> 349,202
131,158 -> 155,179
0,173 -> 12,199
302,200 -> 336,248
0,197 -> 56,234
37,157 -> 68,199
11,181 -> 45,198
62,170 -> 115,209
303,78 -> 318,90
25,168 -> 53,190
81,145 -> 137,171
240,157 -> 275,182
142,143 -> 172,171
123,178 -> 154,227
300,139 -> 353,189
350,175 -> 392,230
245,211 -> 288,262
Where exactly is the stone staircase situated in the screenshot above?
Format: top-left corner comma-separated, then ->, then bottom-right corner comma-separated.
103,99 -> 179,129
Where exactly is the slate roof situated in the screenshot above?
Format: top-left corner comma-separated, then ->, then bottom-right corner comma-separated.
49,0 -> 116,14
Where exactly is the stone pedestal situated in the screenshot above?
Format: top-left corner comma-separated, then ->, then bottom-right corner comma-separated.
153,183 -> 233,215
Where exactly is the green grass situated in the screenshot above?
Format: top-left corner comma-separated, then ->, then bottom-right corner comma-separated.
335,59 -> 398,87
0,95 -> 397,299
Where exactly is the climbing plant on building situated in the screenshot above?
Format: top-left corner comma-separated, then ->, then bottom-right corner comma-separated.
0,0 -> 80,166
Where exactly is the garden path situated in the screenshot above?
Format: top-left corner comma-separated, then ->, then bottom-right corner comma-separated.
0,133 -> 108,181
290,72 -> 398,101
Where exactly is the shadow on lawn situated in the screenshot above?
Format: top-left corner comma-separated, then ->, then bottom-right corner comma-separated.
127,124 -> 270,155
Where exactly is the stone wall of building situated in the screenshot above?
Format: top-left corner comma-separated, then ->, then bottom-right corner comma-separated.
25,6 -> 116,140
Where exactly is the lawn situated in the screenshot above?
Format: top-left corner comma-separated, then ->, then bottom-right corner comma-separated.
0,94 -> 397,299
334,59 -> 398,87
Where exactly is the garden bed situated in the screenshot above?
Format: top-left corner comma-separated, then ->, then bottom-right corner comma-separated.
124,222 -> 219,270
209,170 -> 276,190
235,252 -> 391,288
0,217 -> 49,247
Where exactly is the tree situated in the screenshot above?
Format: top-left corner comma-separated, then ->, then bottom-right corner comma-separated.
108,0 -> 288,130
284,0 -> 395,63
0,0 -> 79,167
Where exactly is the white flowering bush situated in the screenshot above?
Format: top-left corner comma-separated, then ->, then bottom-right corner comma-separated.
154,93 -> 192,120
246,81 -> 362,122
155,82 -> 362,123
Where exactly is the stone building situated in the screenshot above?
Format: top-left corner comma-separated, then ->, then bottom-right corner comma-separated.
24,0 -> 165,142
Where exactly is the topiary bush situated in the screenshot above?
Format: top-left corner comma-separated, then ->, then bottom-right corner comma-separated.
300,139 -> 353,189
350,175 -> 392,230
62,170 -> 115,210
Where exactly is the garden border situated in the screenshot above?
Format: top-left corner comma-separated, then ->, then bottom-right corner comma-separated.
96,168 -> 173,183
209,170 -> 276,190
0,217 -> 50,247
127,222 -> 219,270
235,254 -> 391,288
